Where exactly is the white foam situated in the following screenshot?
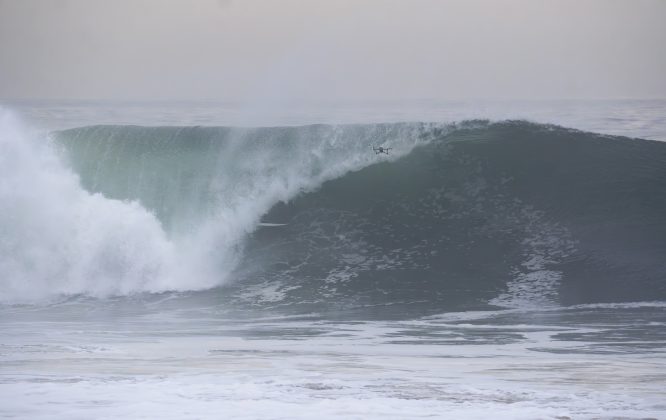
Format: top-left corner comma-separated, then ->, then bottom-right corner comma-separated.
490,206 -> 577,309
0,110 -> 184,302
1,317 -> 665,420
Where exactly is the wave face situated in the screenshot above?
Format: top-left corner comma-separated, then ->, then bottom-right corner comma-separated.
3,111 -> 666,312
229,122 -> 666,315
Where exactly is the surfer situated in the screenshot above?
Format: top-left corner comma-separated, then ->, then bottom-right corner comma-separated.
373,146 -> 391,155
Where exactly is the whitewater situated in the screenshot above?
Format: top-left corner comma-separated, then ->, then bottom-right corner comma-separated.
1,101 -> 666,419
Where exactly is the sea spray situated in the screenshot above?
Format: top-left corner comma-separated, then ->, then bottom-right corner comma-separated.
0,110 -> 185,301
1,113 -> 438,302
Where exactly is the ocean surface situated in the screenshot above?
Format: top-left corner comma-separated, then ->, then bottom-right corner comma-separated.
1,100 -> 666,419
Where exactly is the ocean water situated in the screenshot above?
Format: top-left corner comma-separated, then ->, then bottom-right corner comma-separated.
1,100 -> 666,419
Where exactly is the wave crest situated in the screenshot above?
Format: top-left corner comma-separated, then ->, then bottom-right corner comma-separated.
3,115 -> 666,311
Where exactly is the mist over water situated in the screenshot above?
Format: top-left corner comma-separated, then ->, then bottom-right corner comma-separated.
11,99 -> 666,141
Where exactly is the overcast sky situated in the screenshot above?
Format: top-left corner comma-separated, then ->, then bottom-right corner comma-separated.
1,0 -> 665,102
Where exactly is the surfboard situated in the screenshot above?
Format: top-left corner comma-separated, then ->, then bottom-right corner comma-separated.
258,222 -> 287,227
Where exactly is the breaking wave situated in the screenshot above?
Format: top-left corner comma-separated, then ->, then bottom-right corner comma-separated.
2,108 -> 665,314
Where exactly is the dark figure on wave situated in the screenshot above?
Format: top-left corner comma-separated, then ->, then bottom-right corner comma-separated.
373,146 -> 392,155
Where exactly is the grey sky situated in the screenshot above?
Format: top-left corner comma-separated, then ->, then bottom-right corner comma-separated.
1,0 -> 665,101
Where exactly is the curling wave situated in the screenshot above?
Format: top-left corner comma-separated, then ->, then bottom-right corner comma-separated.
2,111 -> 665,313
